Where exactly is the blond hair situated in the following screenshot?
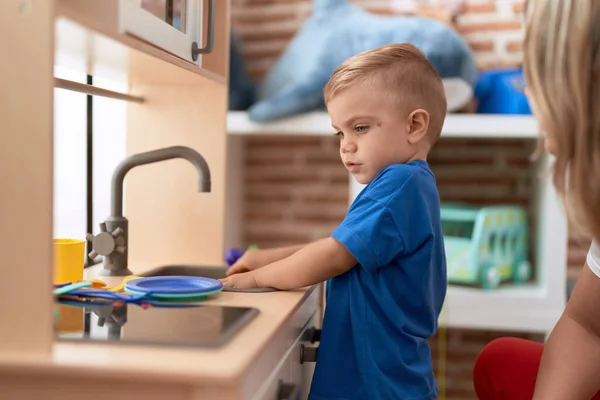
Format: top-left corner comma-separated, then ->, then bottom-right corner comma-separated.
524,0 -> 600,241
323,43 -> 447,141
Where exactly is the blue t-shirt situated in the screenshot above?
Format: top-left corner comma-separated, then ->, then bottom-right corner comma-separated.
308,161 -> 447,400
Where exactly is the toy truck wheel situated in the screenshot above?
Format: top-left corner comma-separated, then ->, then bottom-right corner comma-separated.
481,265 -> 500,290
514,260 -> 532,284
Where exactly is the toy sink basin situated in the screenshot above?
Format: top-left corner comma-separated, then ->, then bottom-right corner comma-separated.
140,265 -> 277,293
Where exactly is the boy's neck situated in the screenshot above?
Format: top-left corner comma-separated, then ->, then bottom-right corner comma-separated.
406,147 -> 429,163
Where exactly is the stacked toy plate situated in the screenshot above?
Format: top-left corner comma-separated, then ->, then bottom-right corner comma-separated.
124,276 -> 223,301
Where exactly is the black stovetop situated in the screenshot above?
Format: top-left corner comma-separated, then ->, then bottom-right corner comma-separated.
53,299 -> 259,348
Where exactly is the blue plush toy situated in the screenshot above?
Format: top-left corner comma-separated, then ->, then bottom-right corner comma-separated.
248,0 -> 478,122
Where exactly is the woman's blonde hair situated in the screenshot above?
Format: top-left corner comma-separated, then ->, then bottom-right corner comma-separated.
524,0 -> 600,241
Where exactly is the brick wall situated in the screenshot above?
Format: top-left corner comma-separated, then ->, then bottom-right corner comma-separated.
232,1 -> 578,398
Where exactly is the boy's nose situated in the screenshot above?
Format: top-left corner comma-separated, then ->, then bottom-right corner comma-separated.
341,141 -> 357,154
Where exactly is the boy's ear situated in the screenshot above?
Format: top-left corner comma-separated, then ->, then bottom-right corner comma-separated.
407,109 -> 430,144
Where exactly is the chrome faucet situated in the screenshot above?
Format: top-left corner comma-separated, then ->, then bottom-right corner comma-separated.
86,146 -> 211,276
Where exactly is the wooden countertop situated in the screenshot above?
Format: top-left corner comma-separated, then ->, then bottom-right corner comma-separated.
0,262 -> 317,389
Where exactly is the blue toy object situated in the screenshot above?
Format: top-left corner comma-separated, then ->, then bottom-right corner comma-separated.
225,248 -> 246,266
247,0 -> 478,122
224,245 -> 259,267
441,203 -> 533,290
474,67 -> 532,114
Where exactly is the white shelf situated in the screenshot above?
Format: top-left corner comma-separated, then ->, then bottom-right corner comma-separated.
438,152 -> 567,334
441,282 -> 564,333
227,111 -> 540,139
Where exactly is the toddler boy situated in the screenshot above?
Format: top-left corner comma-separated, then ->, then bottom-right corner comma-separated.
221,43 -> 448,400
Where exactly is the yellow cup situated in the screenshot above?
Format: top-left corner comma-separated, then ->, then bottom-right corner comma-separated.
53,238 -> 86,284
55,303 -> 84,333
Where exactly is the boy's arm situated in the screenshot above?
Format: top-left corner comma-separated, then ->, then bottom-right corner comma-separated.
255,237 -> 357,290
221,237 -> 356,290
262,243 -> 307,263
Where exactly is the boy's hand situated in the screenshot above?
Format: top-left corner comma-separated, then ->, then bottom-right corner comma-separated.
219,271 -> 259,290
226,249 -> 271,276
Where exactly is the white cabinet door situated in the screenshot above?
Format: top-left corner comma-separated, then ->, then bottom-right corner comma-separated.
254,347 -> 301,400
254,356 -> 291,400
254,330 -> 317,400
291,342 -> 313,400
118,0 -> 214,66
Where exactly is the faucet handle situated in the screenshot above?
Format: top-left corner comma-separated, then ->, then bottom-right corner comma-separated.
87,222 -> 127,264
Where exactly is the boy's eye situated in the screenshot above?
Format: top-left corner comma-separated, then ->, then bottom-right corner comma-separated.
355,125 -> 368,133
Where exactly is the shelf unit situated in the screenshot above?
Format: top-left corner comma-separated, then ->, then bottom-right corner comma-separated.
227,111 -> 567,335
227,111 -> 540,138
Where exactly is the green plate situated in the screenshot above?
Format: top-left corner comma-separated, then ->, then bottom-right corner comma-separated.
124,287 -> 222,300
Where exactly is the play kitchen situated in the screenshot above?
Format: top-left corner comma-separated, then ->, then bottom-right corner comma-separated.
48,142 -> 316,398
54,215 -> 271,350
49,238 -> 320,399
1,1 -> 321,400
52,145 -> 276,347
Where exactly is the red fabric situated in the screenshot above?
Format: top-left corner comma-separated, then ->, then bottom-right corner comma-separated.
473,337 -> 600,400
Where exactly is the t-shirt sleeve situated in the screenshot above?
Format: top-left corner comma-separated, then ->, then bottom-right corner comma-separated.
331,196 -> 404,272
587,241 -> 600,278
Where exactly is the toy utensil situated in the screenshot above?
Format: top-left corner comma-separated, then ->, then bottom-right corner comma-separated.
54,278 -> 106,289
63,289 -> 147,303
53,281 -> 93,296
104,275 -> 141,292
87,278 -> 107,288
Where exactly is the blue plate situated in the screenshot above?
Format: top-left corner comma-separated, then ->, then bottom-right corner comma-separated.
124,276 -> 223,295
